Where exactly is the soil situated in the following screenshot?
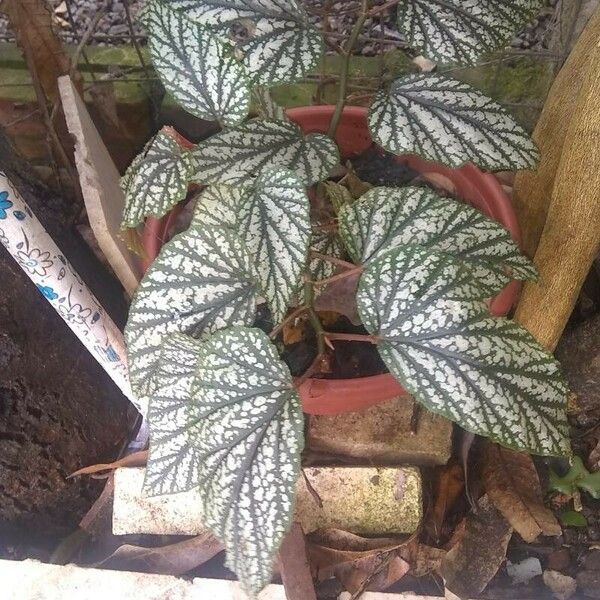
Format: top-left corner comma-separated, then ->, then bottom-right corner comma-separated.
0,132 -> 135,559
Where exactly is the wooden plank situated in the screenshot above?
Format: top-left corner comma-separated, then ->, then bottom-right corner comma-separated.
512,7 -> 600,258
59,75 -> 141,296
515,34 -> 600,349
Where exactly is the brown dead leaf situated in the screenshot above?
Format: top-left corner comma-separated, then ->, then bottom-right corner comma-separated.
68,450 -> 148,479
340,163 -> 373,199
94,531 -> 223,575
401,543 -> 446,578
79,475 -> 115,535
441,494 -> 513,599
307,528 -> 410,579
483,443 -> 561,542
278,523 -> 317,600
336,552 -> 410,596
425,461 -> 465,543
314,270 -> 361,324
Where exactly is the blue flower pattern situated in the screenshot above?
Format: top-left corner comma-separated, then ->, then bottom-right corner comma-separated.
36,284 -> 59,300
0,191 -> 13,219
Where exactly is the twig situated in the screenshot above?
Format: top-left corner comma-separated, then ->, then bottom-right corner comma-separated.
310,250 -> 357,270
312,265 -> 363,287
70,7 -> 107,79
327,0 -> 370,138
368,0 -> 402,18
324,332 -> 379,344
301,469 -> 323,508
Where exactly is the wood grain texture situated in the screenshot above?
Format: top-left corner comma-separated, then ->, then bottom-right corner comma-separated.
515,36 -> 600,350
512,7 -> 600,258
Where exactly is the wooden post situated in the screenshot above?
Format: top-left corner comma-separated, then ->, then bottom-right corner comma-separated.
514,37 -> 600,350
512,7 -> 600,258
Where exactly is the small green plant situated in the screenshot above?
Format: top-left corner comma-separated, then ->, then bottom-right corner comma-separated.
123,1 -> 570,595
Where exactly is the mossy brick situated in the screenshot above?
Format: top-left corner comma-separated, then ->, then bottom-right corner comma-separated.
307,395 -> 453,466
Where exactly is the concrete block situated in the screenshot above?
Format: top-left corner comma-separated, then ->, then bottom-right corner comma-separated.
113,467 -> 422,536
307,395 -> 452,466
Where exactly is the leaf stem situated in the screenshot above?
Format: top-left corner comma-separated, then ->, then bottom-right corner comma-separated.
324,332 -> 379,344
310,250 -> 357,270
326,0 -> 370,138
312,265 -> 363,287
304,275 -> 325,356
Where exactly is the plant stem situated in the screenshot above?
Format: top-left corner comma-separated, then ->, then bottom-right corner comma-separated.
367,0 -> 401,18
324,332 -> 379,344
304,275 -> 325,356
310,250 -> 357,270
269,306 -> 308,339
312,265 -> 363,287
326,0 -> 370,138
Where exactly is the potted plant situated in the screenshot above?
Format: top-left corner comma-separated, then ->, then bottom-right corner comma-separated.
121,0 -> 570,595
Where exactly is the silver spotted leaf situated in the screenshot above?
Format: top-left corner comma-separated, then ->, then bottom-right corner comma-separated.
309,225 -> 345,282
237,168 -> 311,323
368,74 -> 539,170
191,184 -> 251,229
192,118 -> 339,185
121,129 -> 192,228
146,0 -> 250,126
125,226 -> 258,397
339,186 -> 536,295
170,0 -> 322,85
144,334 -> 205,496
397,0 -> 545,65
191,326 -> 303,596
357,245 -> 570,456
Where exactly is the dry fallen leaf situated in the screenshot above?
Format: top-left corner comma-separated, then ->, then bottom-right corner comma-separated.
68,450 -> 148,478
94,532 -> 223,576
483,443 -> 561,542
314,270 -> 361,324
278,523 -> 317,600
441,495 -> 513,598
336,552 -> 410,596
307,528 -> 410,580
425,461 -> 465,543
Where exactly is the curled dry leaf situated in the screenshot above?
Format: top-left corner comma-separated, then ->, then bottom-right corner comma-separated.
337,553 -> 410,596
307,528 -> 411,580
94,531 -> 223,576
483,443 -> 561,542
278,523 -> 317,600
68,450 -> 148,479
425,461 -> 465,543
441,495 -> 513,599
314,270 -> 361,324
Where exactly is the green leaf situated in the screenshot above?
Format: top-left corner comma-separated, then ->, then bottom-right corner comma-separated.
558,510 -> 587,528
339,186 -> 536,296
397,0 -> 545,65
237,168 -> 311,323
171,0 -> 322,85
125,226 -> 259,397
145,0 -> 250,126
549,456 -> 600,499
357,245 -> 570,456
144,327 -> 303,595
144,334 -> 205,496
121,129 -> 192,228
191,118 -> 339,186
368,74 -> 539,171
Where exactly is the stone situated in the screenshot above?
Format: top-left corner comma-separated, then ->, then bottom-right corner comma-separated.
577,570 -> 600,599
296,466 -> 422,535
543,570 -> 577,600
113,467 -> 422,536
547,549 -> 572,572
584,550 -> 600,571
0,559 -> 287,600
307,395 -> 452,465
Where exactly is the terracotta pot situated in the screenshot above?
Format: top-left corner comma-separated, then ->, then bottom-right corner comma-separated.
141,106 -> 524,416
